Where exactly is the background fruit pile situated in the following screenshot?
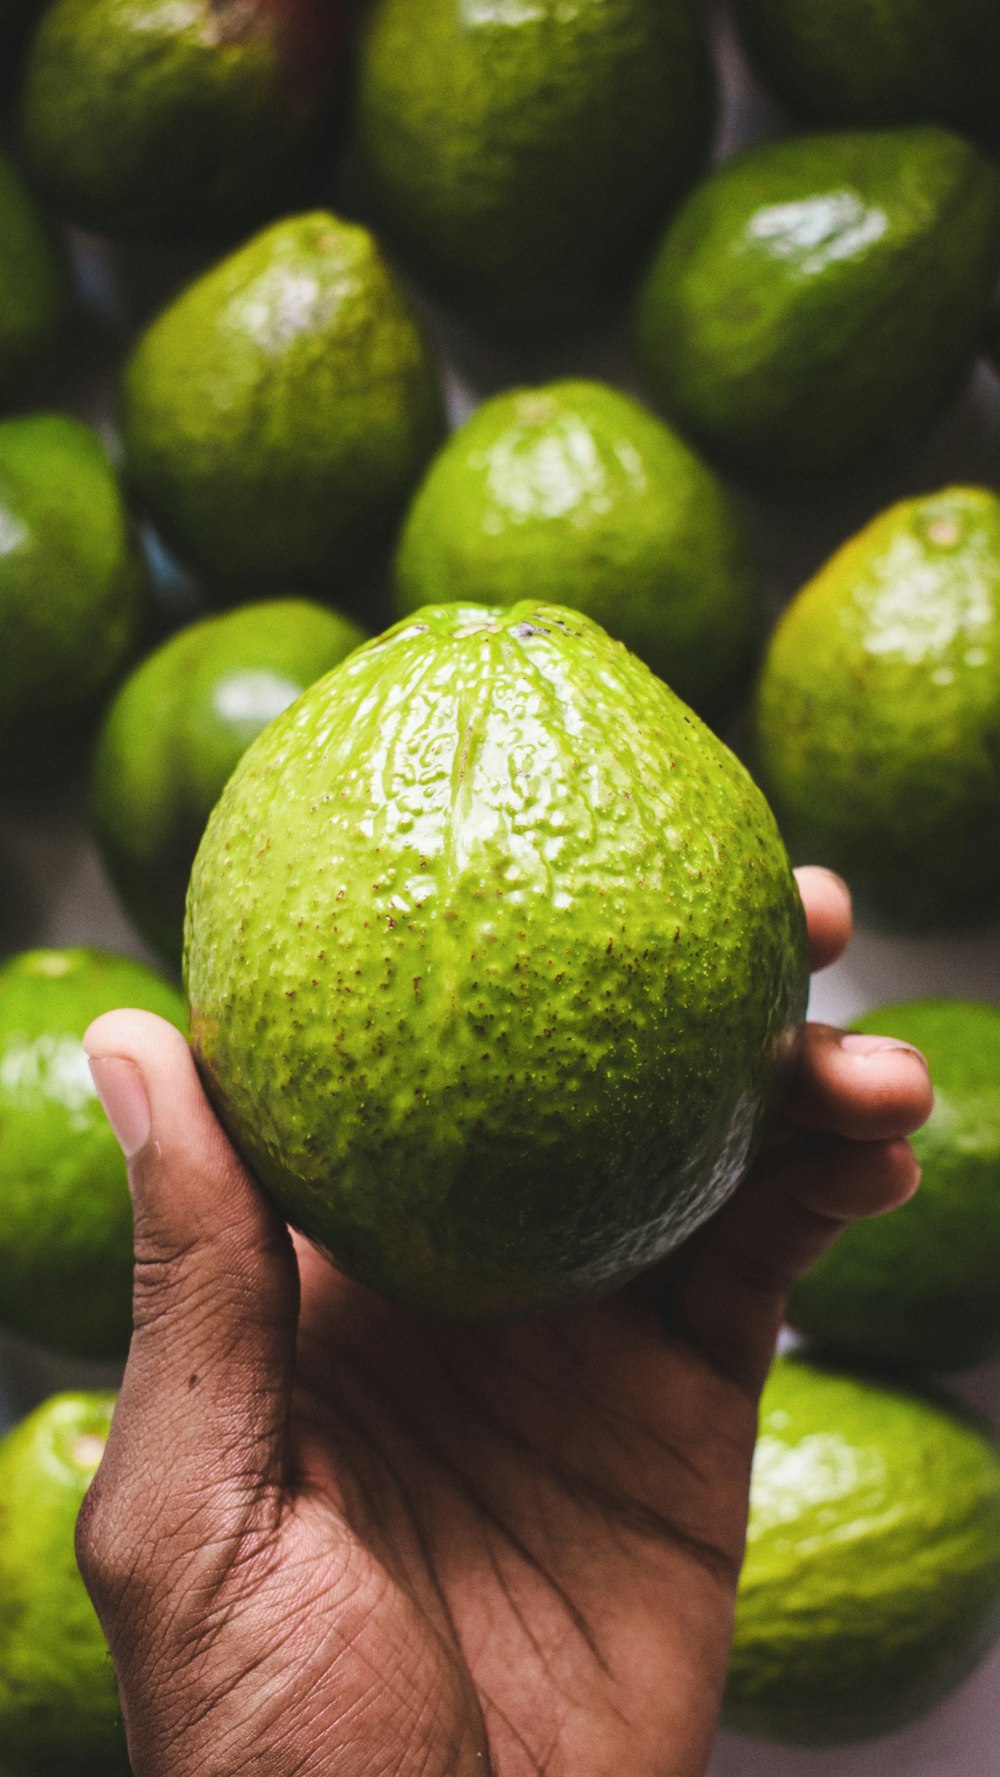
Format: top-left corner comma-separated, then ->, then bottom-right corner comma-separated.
2,1 -> 1000,1773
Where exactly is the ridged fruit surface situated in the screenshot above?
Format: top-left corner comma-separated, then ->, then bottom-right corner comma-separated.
727,1355 -> 1000,1743
186,601 -> 808,1318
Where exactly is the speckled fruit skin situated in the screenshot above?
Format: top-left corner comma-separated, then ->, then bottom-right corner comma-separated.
120,212 -> 445,593
634,127 -> 1000,492
18,0 -> 346,242
355,0 -> 715,345
0,414 -> 143,762
726,1354 -> 1000,1743
393,380 -> 761,726
0,949 -> 187,1359
790,1001 -> 1000,1372
732,0 -> 1000,134
185,601 -> 808,1319
0,152 -> 69,408
92,599 -> 366,966
754,486 -> 1000,930
0,1393 -> 128,1777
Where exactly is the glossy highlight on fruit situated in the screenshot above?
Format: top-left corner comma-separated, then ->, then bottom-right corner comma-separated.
754,486 -> 1000,930
634,127 -> 1000,492
727,1355 -> 1000,1743
185,601 -> 808,1318
393,379 -> 761,724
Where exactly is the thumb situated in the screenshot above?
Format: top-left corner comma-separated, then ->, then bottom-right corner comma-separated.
82,1008 -> 299,1535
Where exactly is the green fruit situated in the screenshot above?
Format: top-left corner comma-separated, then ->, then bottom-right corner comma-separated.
0,1392 -> 127,1777
18,0 -> 346,242
733,0 -> 1000,134
393,380 -> 760,725
727,1354 -> 1000,1743
92,599 -> 366,965
0,415 -> 143,771
355,0 -> 715,344
634,127 -> 1000,492
0,152 -> 69,408
120,212 -> 445,593
754,486 -> 1000,930
185,601 -> 808,1318
789,1001 -> 1000,1371
0,948 -> 186,1359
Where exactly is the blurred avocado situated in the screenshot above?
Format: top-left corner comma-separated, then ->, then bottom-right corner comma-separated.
18,0 -> 348,242
634,127 -> 1000,493
790,999 -> 1000,1372
355,0 -> 715,345
393,380 -> 761,725
0,152 -> 70,408
733,0 -> 1000,135
93,599 -> 366,964
754,486 -> 1000,930
0,1392 -> 129,1776
120,212 -> 445,595
0,947 -> 186,1359
0,414 -> 143,783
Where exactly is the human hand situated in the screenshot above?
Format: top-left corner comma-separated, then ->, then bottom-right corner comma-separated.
78,866 -> 931,1777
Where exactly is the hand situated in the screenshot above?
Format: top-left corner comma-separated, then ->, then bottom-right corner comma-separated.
78,867 -> 931,1777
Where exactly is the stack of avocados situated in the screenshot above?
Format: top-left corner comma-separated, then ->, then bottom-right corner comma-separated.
3,0 -> 1000,1770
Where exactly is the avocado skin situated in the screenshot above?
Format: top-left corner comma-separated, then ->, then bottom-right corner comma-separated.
634,127 -> 1000,493
92,599 -> 366,966
754,486 -> 1000,932
0,414 -> 143,770
0,153 -> 69,408
393,380 -> 761,726
733,0 -> 1000,134
726,1354 -> 1000,1744
120,212 -> 445,593
355,0 -> 716,345
789,1001 -> 1000,1373
0,949 -> 186,1359
18,0 -> 345,243
185,601 -> 808,1319
0,1394 -> 129,1776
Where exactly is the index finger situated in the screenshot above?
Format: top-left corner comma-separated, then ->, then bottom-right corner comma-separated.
795,865 -> 852,973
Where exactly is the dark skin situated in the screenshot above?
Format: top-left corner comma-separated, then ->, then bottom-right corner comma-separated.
79,868 -> 932,1777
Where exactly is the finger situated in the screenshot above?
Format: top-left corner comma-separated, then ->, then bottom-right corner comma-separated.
81,1010 -> 299,1536
786,1023 -> 933,1142
795,865 -> 852,972
653,1133 -> 920,1397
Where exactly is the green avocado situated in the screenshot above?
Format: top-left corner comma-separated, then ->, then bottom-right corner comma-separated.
92,599 -> 366,966
753,486 -> 1000,930
790,1000 -> 1000,1372
727,1354 -> 1000,1743
354,0 -> 715,345
185,601 -> 808,1319
392,380 -> 761,726
0,415 -> 143,775
634,127 -> 1000,492
733,0 -> 1000,134
120,212 -> 445,594
0,947 -> 186,1359
0,152 -> 69,408
0,1393 -> 128,1777
18,0 -> 346,242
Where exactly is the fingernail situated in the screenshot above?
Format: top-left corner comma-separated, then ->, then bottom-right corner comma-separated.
88,1056 -> 152,1158
817,867 -> 851,898
840,1032 -> 929,1069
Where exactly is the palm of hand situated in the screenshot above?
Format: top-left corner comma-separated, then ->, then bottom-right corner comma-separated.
276,1253 -> 755,1777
